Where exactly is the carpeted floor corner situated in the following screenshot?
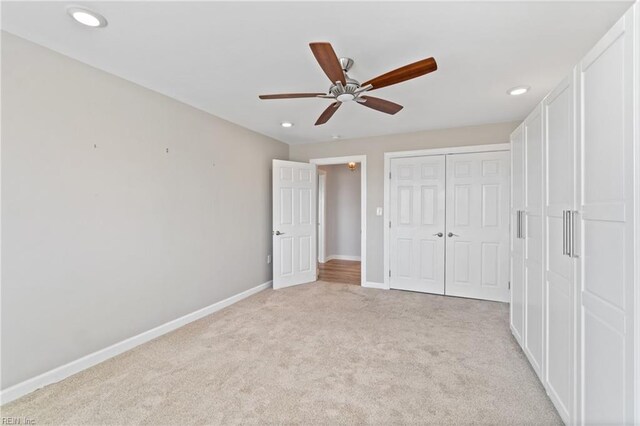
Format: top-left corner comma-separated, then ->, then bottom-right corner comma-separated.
1,281 -> 561,425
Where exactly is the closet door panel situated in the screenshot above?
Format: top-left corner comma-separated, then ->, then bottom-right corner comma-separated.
389,155 -> 446,294
445,151 -> 510,302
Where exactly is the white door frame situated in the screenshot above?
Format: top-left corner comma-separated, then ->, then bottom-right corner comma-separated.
317,170 -> 327,264
310,155 -> 367,286
383,143 -> 511,290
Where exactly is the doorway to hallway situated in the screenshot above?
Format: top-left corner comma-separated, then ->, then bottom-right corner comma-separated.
311,156 -> 367,286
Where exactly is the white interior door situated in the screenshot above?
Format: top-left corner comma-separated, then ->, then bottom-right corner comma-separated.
272,160 -> 317,289
544,71 -> 575,424
389,155 -> 446,294
445,151 -> 510,302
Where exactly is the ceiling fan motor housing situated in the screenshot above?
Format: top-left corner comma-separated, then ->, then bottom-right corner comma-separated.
330,76 -> 361,102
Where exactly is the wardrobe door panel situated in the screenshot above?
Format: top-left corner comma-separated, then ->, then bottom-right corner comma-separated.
577,9 -> 635,424
524,105 -> 545,379
544,71 -> 576,424
510,125 -> 525,344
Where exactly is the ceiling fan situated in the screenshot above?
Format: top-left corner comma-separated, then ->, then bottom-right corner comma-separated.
259,42 -> 437,126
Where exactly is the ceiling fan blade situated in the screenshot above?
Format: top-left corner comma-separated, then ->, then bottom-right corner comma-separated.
362,57 -> 437,91
315,102 -> 341,126
259,93 -> 325,100
358,96 -> 403,115
309,42 -> 346,85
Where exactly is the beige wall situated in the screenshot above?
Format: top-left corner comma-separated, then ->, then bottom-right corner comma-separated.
1,31 -> 518,391
291,122 -> 519,284
1,33 -> 288,389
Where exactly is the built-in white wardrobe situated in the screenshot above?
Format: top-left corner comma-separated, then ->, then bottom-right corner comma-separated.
510,3 -> 639,424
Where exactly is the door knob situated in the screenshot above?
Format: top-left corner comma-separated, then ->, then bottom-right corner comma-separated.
433,232 -> 444,237
274,230 -> 285,235
448,232 -> 459,237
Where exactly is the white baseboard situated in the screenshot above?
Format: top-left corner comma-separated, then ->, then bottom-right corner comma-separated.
0,280 -> 272,405
325,254 -> 361,262
363,281 -> 389,290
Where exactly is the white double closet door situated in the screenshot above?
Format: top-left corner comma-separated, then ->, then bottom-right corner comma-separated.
389,151 -> 510,302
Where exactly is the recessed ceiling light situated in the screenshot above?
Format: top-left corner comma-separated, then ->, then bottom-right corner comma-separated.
67,7 -> 108,28
281,122 -> 293,128
508,86 -> 530,96
331,135 -> 341,140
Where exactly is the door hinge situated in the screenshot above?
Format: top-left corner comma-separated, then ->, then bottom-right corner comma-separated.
389,172 -> 391,179
389,221 -> 391,228
508,281 -> 511,290
389,270 -> 391,277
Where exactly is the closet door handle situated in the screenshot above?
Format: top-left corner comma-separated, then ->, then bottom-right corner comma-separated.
516,211 -> 521,239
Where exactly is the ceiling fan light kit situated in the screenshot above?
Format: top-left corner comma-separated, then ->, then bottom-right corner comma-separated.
259,42 -> 437,125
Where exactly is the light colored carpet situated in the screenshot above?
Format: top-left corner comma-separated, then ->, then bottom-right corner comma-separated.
2,281 -> 561,425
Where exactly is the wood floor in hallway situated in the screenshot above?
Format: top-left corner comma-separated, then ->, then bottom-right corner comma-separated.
318,259 -> 360,285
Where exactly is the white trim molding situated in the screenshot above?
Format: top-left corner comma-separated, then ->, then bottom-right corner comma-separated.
383,143 -> 510,289
317,169 -> 327,264
325,254 -> 361,262
634,3 -> 640,423
310,155 -> 367,287
0,280 -> 272,405
363,281 -> 389,290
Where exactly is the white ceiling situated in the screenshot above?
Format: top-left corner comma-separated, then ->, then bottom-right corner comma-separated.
1,1 -> 632,145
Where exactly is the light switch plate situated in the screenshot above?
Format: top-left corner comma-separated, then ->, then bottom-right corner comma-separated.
267,254 -> 272,264
376,207 -> 383,216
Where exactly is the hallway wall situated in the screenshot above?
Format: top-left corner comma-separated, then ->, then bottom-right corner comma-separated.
319,164 -> 361,260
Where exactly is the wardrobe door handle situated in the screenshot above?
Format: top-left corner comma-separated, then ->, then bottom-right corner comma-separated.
562,210 -> 568,256
567,210 -> 571,257
568,210 -> 573,257
569,211 -> 577,258
568,211 -> 573,257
